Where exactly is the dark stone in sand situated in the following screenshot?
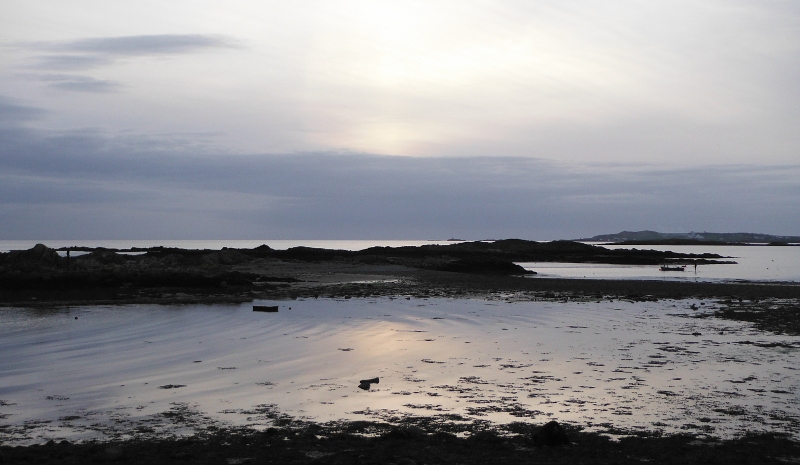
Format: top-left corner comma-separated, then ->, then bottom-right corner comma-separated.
359,377 -> 379,390
532,420 -> 570,446
253,305 -> 279,312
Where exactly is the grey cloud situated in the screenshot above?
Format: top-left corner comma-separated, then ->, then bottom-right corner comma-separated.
36,74 -> 123,93
48,34 -> 239,57
32,54 -> 115,71
19,34 -> 239,92
1,125 -> 798,240
0,97 -> 46,124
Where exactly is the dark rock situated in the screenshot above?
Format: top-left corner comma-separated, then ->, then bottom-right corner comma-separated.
161,254 -> 190,266
201,250 -> 253,265
104,445 -> 123,460
84,249 -> 127,265
3,244 -> 63,270
531,420 -> 570,446
468,430 -> 503,444
433,258 -> 533,275
358,377 -> 379,390
385,426 -> 425,439
253,305 -> 279,312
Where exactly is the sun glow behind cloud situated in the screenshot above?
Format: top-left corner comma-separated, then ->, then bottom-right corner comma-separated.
2,0 -> 799,163
293,2 -> 666,155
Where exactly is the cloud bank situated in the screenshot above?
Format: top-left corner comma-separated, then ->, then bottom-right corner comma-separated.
1,97 -> 797,240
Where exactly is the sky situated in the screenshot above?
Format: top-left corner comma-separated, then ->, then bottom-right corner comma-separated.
1,1 -> 799,240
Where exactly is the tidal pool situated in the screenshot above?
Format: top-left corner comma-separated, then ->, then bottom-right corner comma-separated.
1,297 -> 798,444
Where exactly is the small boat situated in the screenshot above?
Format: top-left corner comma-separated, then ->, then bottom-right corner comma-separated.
253,305 -> 279,312
659,265 -> 685,272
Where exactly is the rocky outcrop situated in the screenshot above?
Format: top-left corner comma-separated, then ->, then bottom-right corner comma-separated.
0,244 -> 63,271
83,249 -> 127,265
429,258 -> 533,275
201,249 -> 253,266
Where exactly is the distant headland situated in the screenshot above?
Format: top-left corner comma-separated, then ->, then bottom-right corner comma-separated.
578,230 -> 800,245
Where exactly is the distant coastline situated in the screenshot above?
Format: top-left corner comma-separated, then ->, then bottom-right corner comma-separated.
578,230 -> 800,245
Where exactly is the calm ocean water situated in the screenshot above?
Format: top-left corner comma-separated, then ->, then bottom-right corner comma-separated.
1,240 -> 797,282
2,298 -> 799,444
520,244 -> 800,283
0,239 -> 457,253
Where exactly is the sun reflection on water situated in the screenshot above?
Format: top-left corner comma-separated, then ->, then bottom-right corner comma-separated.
0,297 -> 798,444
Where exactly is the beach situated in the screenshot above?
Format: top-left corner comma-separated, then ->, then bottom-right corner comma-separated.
1,243 -> 799,463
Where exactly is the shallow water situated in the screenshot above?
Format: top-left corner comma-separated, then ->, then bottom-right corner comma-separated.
1,298 -> 798,444
520,245 -> 800,282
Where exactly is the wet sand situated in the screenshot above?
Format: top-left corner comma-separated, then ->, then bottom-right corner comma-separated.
3,298 -> 799,441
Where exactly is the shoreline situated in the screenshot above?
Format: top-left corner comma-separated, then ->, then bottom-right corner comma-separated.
3,420 -> 799,464
1,241 -> 797,310
3,269 -> 800,307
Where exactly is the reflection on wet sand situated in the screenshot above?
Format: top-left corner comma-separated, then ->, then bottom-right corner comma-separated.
0,297 -> 798,444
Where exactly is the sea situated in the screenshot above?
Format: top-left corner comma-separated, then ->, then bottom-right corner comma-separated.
521,244 -> 800,283
1,240 -> 799,444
